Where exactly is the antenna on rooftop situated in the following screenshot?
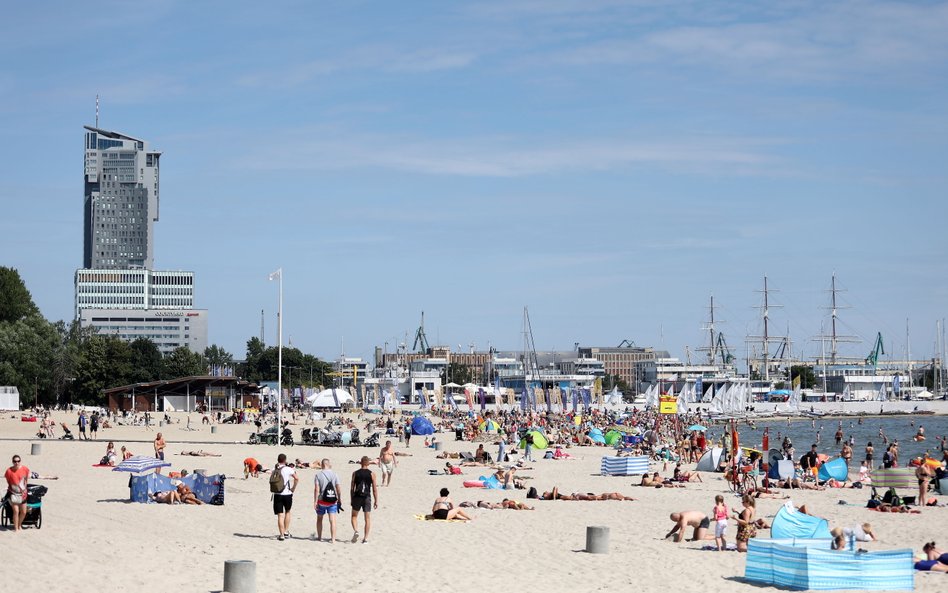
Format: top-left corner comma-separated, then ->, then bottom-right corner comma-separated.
260,309 -> 265,346
95,94 -> 99,127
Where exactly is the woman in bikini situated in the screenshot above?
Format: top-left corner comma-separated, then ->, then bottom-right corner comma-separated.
734,494 -> 757,552
431,488 -> 472,521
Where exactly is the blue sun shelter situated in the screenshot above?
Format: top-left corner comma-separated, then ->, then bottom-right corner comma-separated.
817,457 -> 848,483
411,416 -> 435,436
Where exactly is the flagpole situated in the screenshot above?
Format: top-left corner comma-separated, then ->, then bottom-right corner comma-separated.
273,268 -> 283,432
278,269 -> 283,431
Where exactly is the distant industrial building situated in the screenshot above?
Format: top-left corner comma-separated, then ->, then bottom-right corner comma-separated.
579,343 -> 666,390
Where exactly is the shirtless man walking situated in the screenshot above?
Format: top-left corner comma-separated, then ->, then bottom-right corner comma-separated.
154,433 -> 166,473
378,440 -> 397,486
665,510 -> 712,543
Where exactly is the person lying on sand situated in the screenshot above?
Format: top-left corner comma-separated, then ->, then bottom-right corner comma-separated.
152,490 -> 181,504
179,450 -> 221,457
537,487 -> 634,501
436,452 -> 461,459
29,471 -> 58,480
915,542 -> 948,572
640,472 -> 685,488
459,499 -> 534,510
665,511 -> 713,542
673,464 -> 702,482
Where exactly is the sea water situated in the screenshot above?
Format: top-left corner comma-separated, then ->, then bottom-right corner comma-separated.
713,415 -> 948,464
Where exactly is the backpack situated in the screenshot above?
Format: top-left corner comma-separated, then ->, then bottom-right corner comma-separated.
526,486 -> 538,499
319,473 -> 338,504
269,467 -> 285,494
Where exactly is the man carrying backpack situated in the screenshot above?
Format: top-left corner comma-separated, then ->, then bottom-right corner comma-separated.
270,453 -> 298,541
350,455 -> 378,544
314,459 -> 342,543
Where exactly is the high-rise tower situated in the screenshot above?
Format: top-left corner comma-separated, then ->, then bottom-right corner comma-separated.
82,126 -> 161,269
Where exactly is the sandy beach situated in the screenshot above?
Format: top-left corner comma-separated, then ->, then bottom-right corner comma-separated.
1,410 -> 945,593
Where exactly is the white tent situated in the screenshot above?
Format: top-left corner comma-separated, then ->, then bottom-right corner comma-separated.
696,446 -> 724,472
306,388 -> 354,409
0,386 -> 20,411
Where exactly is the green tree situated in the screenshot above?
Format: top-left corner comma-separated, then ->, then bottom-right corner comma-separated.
72,334 -> 134,405
162,346 -> 207,378
445,361 -> 473,385
129,337 -> 162,383
0,267 -> 39,324
0,314 -> 59,406
790,365 -> 816,390
204,344 -> 234,369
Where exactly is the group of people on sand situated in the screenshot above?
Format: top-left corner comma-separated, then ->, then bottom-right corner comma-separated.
262,454 -> 379,543
665,493 -> 766,552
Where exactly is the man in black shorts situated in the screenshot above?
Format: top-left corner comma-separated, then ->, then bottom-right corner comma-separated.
273,453 -> 298,541
665,510 -> 711,543
350,456 -> 378,544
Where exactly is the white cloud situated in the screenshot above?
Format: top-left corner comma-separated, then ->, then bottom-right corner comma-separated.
235,130 -> 783,178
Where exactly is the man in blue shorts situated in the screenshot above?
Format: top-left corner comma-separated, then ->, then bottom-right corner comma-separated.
314,459 -> 341,543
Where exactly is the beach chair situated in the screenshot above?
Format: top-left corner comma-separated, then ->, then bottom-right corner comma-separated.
459,452 -> 476,463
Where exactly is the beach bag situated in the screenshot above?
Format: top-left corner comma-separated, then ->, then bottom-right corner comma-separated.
269,468 -> 285,493
319,474 -> 338,504
526,486 -> 538,499
882,487 -> 901,506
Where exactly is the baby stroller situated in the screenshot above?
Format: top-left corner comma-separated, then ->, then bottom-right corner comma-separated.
364,432 -> 380,448
2,484 -> 47,529
280,427 -> 294,446
60,424 -> 74,440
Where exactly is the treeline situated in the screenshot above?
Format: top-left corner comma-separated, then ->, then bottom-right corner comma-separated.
0,267 -> 333,406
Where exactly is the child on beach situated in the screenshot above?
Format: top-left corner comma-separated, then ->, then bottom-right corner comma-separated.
713,494 -> 729,551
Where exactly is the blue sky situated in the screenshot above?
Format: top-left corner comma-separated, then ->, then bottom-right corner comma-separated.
1,1 -> 947,366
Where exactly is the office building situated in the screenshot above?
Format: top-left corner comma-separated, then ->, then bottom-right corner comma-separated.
76,123 -> 206,356
83,126 -> 161,270
79,308 -> 207,356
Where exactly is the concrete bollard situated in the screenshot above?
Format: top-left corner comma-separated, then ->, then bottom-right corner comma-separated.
195,469 -> 207,476
434,442 -> 443,452
31,443 -> 41,456
585,525 -> 610,554
223,559 -> 256,593
211,425 -> 217,434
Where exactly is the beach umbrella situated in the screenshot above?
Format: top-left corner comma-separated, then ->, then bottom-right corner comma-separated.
518,430 -> 548,450
479,419 -> 501,432
604,430 -> 623,446
112,455 -> 171,473
588,427 -> 606,444
687,424 -> 708,432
